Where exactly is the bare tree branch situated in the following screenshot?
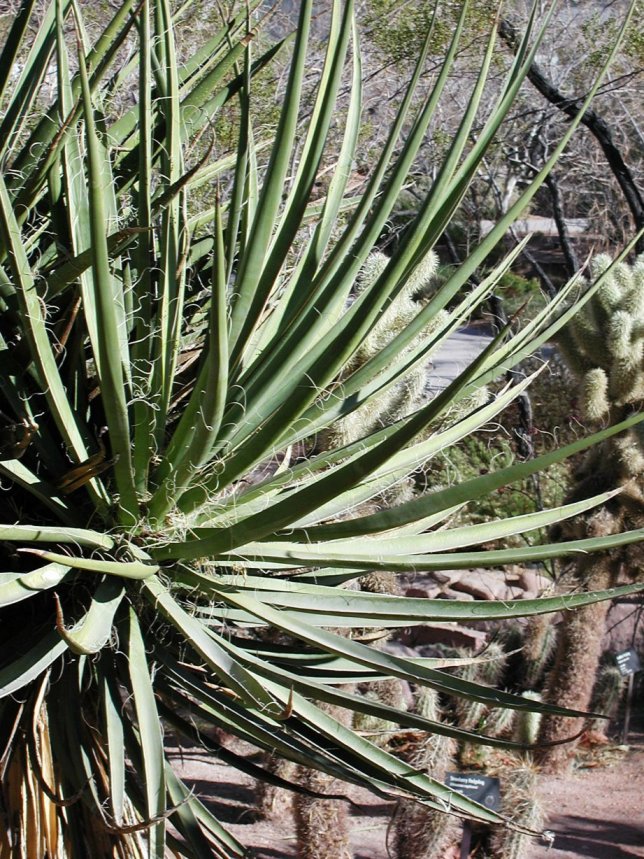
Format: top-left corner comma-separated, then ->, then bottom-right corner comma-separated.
545,172 -> 580,278
499,17 -> 644,253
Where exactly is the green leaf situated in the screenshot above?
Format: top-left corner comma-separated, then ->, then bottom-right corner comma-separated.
125,606 -> 166,858
0,631 -> 67,699
74,23 -> 138,522
17,549 -> 158,580
54,577 -> 123,654
0,564 -> 71,608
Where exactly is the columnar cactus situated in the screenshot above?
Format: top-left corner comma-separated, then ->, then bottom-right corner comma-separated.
393,687 -> 459,859
519,614 -> 557,690
513,691 -> 543,746
537,253 -> 644,772
454,643 -> 508,732
491,759 -> 544,859
294,695 -> 353,859
588,662 -> 627,734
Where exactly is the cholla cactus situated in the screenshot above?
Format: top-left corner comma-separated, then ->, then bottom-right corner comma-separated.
325,250 -> 446,449
294,697 -> 353,859
537,253 -> 644,772
559,254 -> 644,428
519,614 -> 557,690
256,756 -> 297,819
454,643 -> 508,731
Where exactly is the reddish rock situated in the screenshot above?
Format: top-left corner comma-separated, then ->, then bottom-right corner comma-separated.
518,568 -> 552,596
432,571 -> 462,586
451,570 -> 512,600
404,585 -> 440,600
402,623 -> 488,650
437,588 -> 475,601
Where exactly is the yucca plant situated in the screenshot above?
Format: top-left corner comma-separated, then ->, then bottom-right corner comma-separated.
1,0 -> 643,856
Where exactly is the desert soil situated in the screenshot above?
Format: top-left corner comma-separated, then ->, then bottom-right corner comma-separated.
170,730 -> 644,858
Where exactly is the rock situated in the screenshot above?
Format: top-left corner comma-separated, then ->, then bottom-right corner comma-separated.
402,623 -> 488,650
404,585 -> 441,600
517,568 -> 552,596
432,571 -> 462,586
437,588 -> 475,601
451,570 -> 514,601
505,586 -> 527,600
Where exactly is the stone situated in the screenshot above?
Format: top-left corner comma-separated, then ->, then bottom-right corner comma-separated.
517,568 -> 552,596
402,623 -> 488,650
432,571 -> 462,586
451,570 -> 513,601
437,588 -> 475,601
404,585 -> 440,600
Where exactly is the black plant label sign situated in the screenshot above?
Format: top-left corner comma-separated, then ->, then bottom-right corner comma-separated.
445,772 -> 501,811
615,649 -> 641,677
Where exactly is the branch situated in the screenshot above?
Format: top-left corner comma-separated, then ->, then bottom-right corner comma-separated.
499,18 -> 644,253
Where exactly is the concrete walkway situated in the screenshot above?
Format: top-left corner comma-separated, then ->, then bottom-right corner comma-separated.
425,324 -> 493,395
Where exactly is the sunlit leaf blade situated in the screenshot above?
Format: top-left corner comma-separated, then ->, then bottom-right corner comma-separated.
0,632 -> 67,699
74,23 -> 138,522
54,578 -> 123,654
0,564 -> 71,608
125,607 -> 166,858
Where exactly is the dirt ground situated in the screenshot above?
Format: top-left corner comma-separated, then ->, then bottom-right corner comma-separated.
170,729 -> 644,858
526,735 -> 644,859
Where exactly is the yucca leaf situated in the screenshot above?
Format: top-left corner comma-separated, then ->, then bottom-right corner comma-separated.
150,196 -> 229,511
9,0 -> 141,215
165,764 -> 244,859
187,365 -> 533,530
225,527 -> 644,574
102,668 -> 126,827
54,577 -> 123,654
75,26 -> 138,520
0,631 -> 67,699
141,576 -> 281,713
18,549 -> 157,580
0,0 -> 61,162
125,607 -> 166,858
228,0 -> 313,359
157,653 -> 363,779
211,591 -> 609,721
0,460 -> 75,524
282,411 -> 644,541
0,525 -> 113,549
0,172 -> 108,505
0,564 -> 71,608
224,645 -> 584,751
205,578 -> 644,625
246,489 -> 620,558
213,2 -> 463,454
